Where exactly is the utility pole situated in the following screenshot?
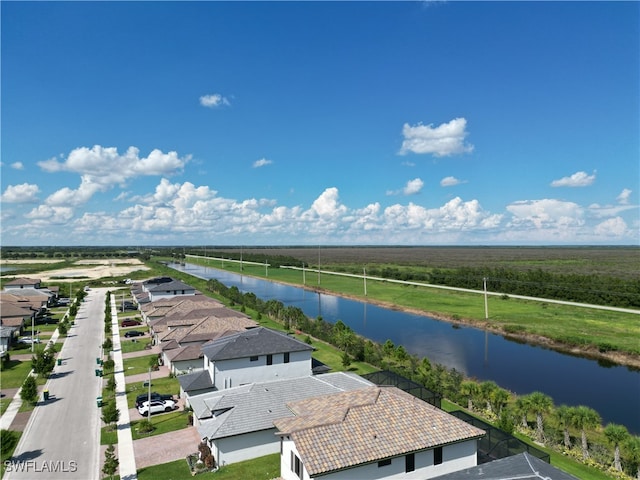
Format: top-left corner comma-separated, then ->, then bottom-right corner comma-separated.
147,367 -> 152,422
483,277 -> 489,320
317,245 -> 321,286
363,267 -> 367,296
265,259 -> 268,277
302,263 -> 306,285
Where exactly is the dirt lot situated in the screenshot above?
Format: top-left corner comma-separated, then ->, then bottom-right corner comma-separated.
2,258 -> 150,282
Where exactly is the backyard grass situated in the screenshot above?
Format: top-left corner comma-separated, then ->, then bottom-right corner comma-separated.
136,453 -> 280,480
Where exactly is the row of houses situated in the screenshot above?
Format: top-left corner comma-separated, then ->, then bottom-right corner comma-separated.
131,276 -> 577,480
0,277 -> 62,352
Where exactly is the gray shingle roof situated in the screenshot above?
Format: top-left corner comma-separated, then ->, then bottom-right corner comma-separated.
431,452 -> 579,480
146,279 -> 195,292
201,327 -> 313,361
178,370 -> 213,391
192,372 -> 373,440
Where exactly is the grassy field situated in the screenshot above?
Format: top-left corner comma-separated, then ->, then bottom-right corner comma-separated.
207,246 -> 640,280
184,256 -> 640,360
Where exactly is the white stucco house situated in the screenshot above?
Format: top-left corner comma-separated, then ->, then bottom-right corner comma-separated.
274,386 -> 485,480
189,372 -> 374,467
178,327 -> 314,397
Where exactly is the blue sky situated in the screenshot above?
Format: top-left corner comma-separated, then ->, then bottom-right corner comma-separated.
1,1 -> 638,246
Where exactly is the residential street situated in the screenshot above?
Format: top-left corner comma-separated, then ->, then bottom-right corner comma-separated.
4,289 -> 105,480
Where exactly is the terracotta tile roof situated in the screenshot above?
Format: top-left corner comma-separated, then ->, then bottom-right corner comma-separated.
3,278 -> 41,286
274,386 -> 485,476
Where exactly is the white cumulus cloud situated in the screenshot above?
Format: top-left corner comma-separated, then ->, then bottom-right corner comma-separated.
11,162 -> 24,170
617,188 -> 632,205
310,187 -> 347,218
506,199 -> 583,229
594,217 -> 628,237
403,178 -> 424,195
550,171 -> 596,187
399,117 -> 474,157
199,93 -> 230,108
36,145 -> 189,207
1,183 -> 40,203
253,158 -> 273,168
440,176 -> 465,187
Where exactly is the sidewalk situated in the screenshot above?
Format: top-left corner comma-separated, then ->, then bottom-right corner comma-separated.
0,330 -> 60,431
110,297 -> 138,480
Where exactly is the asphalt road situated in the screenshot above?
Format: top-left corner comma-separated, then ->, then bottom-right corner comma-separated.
4,289 -> 105,480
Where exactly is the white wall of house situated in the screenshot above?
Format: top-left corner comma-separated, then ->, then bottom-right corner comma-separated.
280,437 -> 478,480
211,429 -> 279,467
171,358 -> 204,375
280,438 -> 311,480
148,290 -> 196,301
209,350 -> 311,390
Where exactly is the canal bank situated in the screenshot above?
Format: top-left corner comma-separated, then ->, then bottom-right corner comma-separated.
169,262 -> 640,435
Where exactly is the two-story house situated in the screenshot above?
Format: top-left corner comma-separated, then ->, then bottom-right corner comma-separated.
178,327 -> 313,397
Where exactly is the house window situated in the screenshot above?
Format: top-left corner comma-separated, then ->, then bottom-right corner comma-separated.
291,452 -> 302,478
434,446 -> 443,465
405,453 -> 415,472
267,354 -> 273,365
378,458 -> 391,467
250,356 -> 259,362
284,352 -> 290,363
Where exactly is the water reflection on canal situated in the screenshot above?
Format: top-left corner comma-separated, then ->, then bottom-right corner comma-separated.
170,262 -> 640,434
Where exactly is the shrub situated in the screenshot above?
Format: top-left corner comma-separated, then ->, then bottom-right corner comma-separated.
20,375 -> 38,405
137,419 -> 154,434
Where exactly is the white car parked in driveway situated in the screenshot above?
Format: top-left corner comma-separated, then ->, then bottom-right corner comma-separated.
137,399 -> 177,416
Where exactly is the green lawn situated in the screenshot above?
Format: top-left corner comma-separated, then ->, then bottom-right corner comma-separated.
122,354 -> 157,377
120,339 -> 152,354
125,376 -> 180,409
0,360 -> 33,389
136,454 -> 280,480
130,410 -> 192,440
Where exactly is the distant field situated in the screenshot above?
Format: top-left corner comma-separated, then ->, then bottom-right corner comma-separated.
207,246 -> 640,280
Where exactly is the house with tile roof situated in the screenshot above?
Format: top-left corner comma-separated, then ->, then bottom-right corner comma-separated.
3,277 -> 42,290
274,386 -> 485,480
190,372 -> 374,467
178,327 -> 314,396
0,301 -> 36,332
151,306 -> 257,374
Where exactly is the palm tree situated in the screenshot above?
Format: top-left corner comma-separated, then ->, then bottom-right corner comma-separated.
571,405 -> 601,460
490,388 -> 510,417
514,396 -> 531,430
459,381 -> 479,411
623,435 -> 640,480
527,391 -> 553,444
604,423 -> 629,472
479,381 -> 498,415
554,405 -> 574,449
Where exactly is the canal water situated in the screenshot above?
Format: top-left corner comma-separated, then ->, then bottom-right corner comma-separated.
170,262 -> 640,434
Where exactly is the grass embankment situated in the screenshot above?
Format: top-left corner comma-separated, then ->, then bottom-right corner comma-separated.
183,257 -> 640,363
